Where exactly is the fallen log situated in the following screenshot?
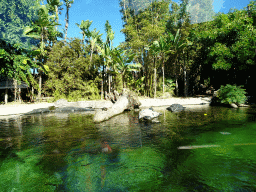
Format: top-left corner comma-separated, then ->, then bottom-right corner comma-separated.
93,95 -> 129,123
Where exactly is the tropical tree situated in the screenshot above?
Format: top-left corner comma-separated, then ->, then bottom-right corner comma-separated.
43,38 -> 100,101
23,4 -> 60,99
86,29 -> 103,64
147,41 -> 160,98
96,20 -> 115,93
119,0 -> 172,97
75,20 -> 93,43
111,48 -> 141,88
0,0 -> 42,103
63,0 -> 74,42
47,0 -> 63,30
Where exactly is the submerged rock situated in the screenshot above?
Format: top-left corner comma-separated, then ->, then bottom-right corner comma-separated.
167,104 -> 185,112
139,108 -> 161,121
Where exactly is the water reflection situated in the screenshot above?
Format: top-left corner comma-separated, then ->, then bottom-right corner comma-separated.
0,106 -> 256,191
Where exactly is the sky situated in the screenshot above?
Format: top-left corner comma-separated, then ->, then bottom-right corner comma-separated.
54,0 -> 252,47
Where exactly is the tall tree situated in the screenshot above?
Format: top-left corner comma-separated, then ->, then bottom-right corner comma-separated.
0,0 -> 41,101
120,0 -> 171,97
44,38 -> 100,101
75,20 -> 93,42
104,20 -> 115,93
64,0 -> 74,42
111,48 -> 141,88
47,0 -> 63,30
24,4 -> 60,100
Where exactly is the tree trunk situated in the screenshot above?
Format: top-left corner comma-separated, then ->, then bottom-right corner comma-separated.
184,64 -> 187,97
64,5 -> 70,42
55,5 -> 59,31
18,88 -> 21,103
174,60 -> 179,96
154,67 -> 156,99
108,69 -> 111,93
175,76 -> 179,96
101,79 -> 103,100
32,86 -> 34,101
38,71 -> 42,101
90,44 -> 94,64
5,89 -> 8,104
162,65 -> 164,95
14,79 -> 17,102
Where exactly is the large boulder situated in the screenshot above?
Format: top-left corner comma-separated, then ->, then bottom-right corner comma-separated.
122,89 -> 141,110
167,104 -> 185,112
138,108 -> 161,121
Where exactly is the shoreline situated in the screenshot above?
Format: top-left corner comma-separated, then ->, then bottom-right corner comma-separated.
0,97 -> 212,117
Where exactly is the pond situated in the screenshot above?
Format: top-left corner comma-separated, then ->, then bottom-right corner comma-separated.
1,105 -> 256,192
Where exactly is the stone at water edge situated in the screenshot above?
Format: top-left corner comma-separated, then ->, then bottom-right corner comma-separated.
167,104 -> 185,112
230,103 -> 238,108
138,108 -> 162,121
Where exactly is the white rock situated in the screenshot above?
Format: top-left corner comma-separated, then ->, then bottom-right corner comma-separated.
139,108 -> 161,120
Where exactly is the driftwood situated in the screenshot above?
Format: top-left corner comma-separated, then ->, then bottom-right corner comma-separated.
94,89 -> 141,122
93,95 -> 129,122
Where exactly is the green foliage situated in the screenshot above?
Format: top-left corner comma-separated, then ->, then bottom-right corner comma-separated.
43,38 -> 100,101
0,39 -> 39,85
0,0 -> 40,50
217,84 -> 247,105
164,78 -> 176,96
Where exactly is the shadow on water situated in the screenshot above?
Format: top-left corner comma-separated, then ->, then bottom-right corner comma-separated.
1,106 -> 256,191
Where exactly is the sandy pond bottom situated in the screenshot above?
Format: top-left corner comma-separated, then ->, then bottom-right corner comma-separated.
1,104 -> 256,191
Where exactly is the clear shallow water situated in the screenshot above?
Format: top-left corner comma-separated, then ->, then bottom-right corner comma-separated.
0,106 -> 256,191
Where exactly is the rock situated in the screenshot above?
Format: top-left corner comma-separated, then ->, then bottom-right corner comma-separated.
123,89 -> 141,110
229,103 -> 238,108
54,99 -> 69,108
55,107 -> 94,113
167,104 -> 185,112
238,104 -> 249,107
138,108 -> 161,121
113,90 -> 120,101
93,95 -> 129,122
29,108 -> 50,114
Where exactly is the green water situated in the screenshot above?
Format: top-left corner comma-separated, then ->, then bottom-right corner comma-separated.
0,106 -> 256,191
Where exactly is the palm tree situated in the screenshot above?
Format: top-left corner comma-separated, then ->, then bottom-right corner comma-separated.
75,20 -> 92,43
104,20 -> 115,93
46,0 -> 63,31
97,42 -> 113,93
23,4 -> 58,100
87,29 -> 103,64
111,48 -> 141,88
63,0 -> 74,42
152,35 -> 173,96
148,41 -> 160,98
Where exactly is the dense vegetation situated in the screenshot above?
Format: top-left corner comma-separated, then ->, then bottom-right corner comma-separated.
0,0 -> 255,102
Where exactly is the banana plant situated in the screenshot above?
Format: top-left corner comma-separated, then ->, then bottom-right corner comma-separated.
111,48 -> 141,88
